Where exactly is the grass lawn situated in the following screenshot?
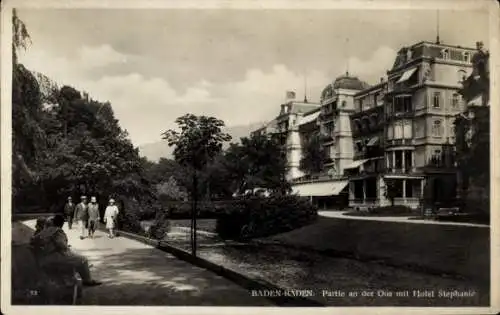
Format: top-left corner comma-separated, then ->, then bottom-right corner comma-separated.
262,216 -> 489,285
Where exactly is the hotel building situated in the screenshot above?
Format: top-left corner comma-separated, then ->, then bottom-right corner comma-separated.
347,41 -> 476,210
254,39 -> 481,210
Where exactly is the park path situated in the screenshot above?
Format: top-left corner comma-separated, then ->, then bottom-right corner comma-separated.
20,220 -> 272,306
318,211 -> 489,228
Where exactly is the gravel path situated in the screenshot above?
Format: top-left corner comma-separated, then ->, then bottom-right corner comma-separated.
319,211 -> 489,228
19,220 -> 272,306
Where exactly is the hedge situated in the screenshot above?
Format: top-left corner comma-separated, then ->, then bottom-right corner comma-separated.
215,195 -> 318,241
161,200 -> 234,219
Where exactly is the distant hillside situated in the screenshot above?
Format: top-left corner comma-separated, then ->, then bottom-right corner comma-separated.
139,121 -> 267,162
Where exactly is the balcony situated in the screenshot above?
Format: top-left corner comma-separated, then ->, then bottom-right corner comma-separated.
420,156 -> 456,173
385,111 -> 414,120
385,167 -> 417,175
385,138 -> 414,147
291,173 -> 338,184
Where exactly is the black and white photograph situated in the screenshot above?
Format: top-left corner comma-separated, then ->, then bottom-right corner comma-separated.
2,0 -> 498,313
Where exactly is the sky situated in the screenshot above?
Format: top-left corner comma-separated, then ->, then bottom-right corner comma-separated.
17,8 -> 490,146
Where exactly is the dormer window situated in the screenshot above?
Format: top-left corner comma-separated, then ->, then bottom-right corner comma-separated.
463,52 -> 471,63
440,49 -> 449,60
406,49 -> 413,62
457,69 -> 467,83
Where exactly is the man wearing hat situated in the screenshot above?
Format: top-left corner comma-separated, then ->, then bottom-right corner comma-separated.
74,196 -> 89,239
87,196 -> 100,239
64,196 -> 75,229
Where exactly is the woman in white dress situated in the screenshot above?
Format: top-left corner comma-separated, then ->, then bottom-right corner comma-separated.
104,199 -> 119,238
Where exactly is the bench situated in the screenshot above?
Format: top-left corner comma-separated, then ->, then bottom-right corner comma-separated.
12,243 -> 82,305
32,244 -> 83,305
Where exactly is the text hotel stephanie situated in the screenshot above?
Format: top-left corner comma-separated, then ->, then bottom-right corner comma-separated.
250,289 -> 478,299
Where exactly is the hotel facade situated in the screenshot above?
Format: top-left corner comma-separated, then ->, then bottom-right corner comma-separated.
254,39 -> 486,211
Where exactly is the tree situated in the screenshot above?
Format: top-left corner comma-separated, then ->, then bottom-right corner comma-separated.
201,153 -> 234,199
162,114 -> 231,256
12,9 -> 31,65
224,132 -> 290,195
454,107 -> 490,214
11,12 -> 158,231
156,176 -> 188,201
300,131 -> 325,175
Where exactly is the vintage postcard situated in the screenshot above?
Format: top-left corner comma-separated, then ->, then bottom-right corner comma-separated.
1,0 -> 498,314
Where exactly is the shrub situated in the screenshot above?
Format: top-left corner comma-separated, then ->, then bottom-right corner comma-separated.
148,211 -> 171,240
215,195 -> 318,241
163,200 -> 233,219
118,211 -> 144,235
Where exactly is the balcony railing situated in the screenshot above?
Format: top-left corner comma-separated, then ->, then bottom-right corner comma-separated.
291,173 -> 342,184
385,167 -> 416,174
385,111 -> 414,120
422,157 -> 456,170
385,138 -> 414,146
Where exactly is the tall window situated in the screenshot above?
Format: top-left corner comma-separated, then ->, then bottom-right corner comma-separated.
433,92 -> 441,108
451,93 -> 459,108
457,69 -> 467,83
449,125 -> 455,138
432,120 -> 443,137
403,121 -> 412,139
357,100 -> 363,111
387,125 -> 394,139
432,149 -> 442,166
415,122 -> 422,138
403,97 -> 412,112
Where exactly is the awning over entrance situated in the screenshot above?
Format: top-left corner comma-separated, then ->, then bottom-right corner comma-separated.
292,180 -> 349,197
344,159 -> 369,170
396,67 -> 418,83
366,136 -> 379,147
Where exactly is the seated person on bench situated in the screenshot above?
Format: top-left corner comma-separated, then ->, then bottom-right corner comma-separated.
31,215 -> 102,286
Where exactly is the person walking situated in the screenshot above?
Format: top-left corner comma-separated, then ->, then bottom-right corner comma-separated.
104,198 -> 119,238
64,197 -> 75,230
74,196 -> 89,240
87,197 -> 100,239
